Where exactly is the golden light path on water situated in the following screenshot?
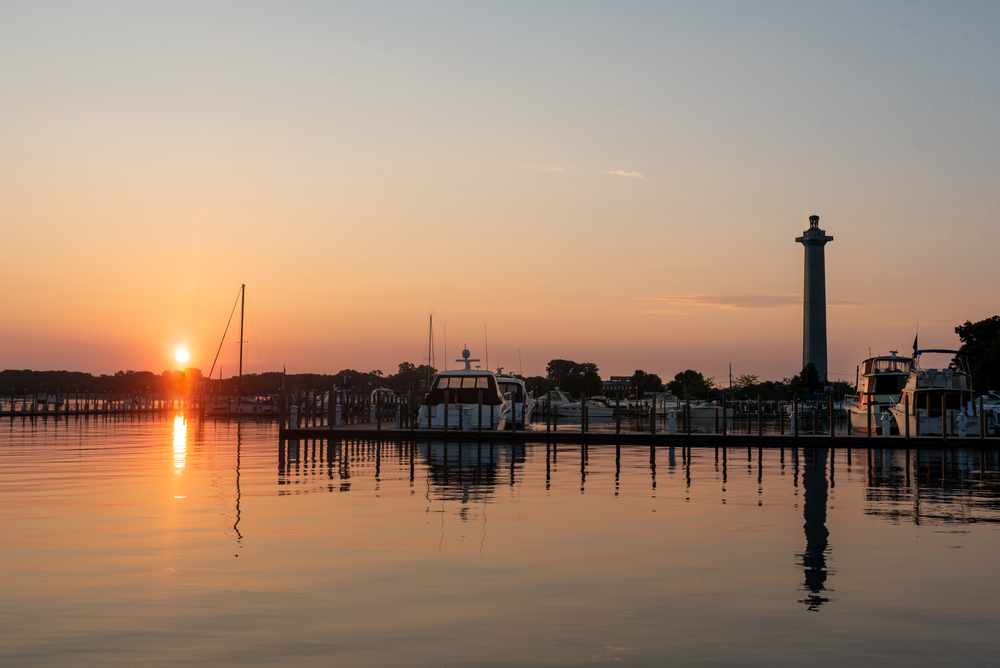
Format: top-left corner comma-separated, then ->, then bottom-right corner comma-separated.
172,415 -> 186,473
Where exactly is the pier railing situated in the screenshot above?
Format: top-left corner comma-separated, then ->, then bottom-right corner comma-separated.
1,391 -> 187,417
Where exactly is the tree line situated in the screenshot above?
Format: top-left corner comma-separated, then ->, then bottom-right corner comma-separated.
3,314 -> 995,398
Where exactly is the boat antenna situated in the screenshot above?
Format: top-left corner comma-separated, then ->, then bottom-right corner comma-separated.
484,324 -> 489,373
207,285 -> 242,382
238,284 -> 245,401
518,347 -> 523,377
444,323 -> 447,371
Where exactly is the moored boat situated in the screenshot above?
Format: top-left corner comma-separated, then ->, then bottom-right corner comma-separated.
496,371 -> 535,428
556,396 -> 615,418
538,388 -> 575,413
417,348 -> 511,430
888,350 -> 979,437
844,351 -> 913,434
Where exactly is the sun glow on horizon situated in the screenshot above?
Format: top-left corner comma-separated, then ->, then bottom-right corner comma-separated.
175,348 -> 190,364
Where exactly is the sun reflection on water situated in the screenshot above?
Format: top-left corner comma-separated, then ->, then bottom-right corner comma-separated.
173,415 -> 186,473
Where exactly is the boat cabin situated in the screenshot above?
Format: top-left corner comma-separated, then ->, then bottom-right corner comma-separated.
857,352 -> 912,404
423,372 -> 504,406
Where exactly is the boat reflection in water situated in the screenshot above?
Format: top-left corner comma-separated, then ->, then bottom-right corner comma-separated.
421,442 -> 526,512
273,437 -> 1000,621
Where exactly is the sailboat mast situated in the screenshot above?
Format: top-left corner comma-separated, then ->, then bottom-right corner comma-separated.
238,284 -> 245,399
427,315 -> 433,388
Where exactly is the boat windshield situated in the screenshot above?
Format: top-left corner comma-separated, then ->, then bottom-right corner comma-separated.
872,375 -> 909,395
435,376 -> 492,389
865,358 -> 912,374
498,382 -> 525,402
424,375 -> 503,406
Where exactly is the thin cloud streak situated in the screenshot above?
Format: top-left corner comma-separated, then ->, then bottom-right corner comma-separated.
633,294 -> 880,310
604,169 -> 644,179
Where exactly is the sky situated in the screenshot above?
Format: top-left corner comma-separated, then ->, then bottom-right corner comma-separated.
1,1 -> 997,385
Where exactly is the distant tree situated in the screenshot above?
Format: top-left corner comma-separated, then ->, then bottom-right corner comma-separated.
830,380 -> 854,399
631,369 -> 664,396
581,369 -> 603,396
386,362 -> 437,391
522,375 -> 554,398
546,359 -> 579,382
734,373 -> 760,400
789,363 -> 822,397
954,316 -> 1000,394
560,374 -> 582,398
667,370 -> 715,400
544,359 -> 601,396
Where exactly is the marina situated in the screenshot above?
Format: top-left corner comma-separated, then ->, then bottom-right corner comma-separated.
4,5 -> 1000,665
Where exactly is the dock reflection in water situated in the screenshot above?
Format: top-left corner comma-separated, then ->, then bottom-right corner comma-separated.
4,418 -> 1000,666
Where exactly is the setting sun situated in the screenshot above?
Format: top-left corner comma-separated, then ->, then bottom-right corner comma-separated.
175,348 -> 189,364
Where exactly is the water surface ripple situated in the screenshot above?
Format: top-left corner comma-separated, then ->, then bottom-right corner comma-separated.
2,415 -> 999,666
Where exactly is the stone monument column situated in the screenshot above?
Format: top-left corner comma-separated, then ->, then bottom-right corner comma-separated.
796,215 -> 834,381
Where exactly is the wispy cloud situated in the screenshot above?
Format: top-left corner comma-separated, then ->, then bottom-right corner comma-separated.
604,169 -> 644,179
632,294 -> 879,311
522,164 -> 566,172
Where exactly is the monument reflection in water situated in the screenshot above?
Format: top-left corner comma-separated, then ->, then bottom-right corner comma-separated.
4,418 -> 1000,666
800,447 -> 831,610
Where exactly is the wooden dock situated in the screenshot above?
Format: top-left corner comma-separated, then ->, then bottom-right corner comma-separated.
279,422 -> 999,449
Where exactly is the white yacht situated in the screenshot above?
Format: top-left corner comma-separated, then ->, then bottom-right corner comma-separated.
496,370 -> 536,428
556,396 -> 615,418
539,388 -> 575,413
888,351 -> 979,437
417,348 -> 510,430
844,351 -> 913,434
687,402 -> 733,419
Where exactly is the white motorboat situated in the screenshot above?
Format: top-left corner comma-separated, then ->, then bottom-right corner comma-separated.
539,388 -> 575,413
653,392 -> 682,411
888,350 -> 979,437
496,371 -> 535,428
844,351 -> 912,434
556,396 -> 616,418
655,394 -> 731,419
417,348 -> 511,430
688,402 -> 733,419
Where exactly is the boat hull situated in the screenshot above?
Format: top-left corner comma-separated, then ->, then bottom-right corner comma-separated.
888,408 -> 981,437
556,403 -> 615,418
846,404 -> 896,434
417,403 -> 509,430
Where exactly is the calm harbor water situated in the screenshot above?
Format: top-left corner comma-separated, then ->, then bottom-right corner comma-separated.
2,415 -> 1000,666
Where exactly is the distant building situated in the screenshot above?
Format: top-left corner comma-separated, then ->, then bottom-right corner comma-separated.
603,376 -> 633,394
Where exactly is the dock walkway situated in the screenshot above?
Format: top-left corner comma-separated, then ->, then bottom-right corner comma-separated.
280,423 -> 998,449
